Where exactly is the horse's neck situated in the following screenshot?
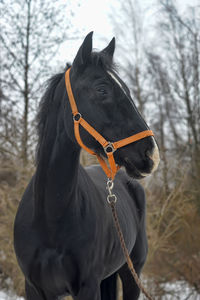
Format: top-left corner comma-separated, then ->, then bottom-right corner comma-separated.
46,131 -> 80,219
34,117 -> 81,221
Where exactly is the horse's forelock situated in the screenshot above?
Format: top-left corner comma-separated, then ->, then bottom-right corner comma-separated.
90,52 -> 116,72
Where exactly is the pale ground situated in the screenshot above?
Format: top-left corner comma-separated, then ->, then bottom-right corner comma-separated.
0,281 -> 199,300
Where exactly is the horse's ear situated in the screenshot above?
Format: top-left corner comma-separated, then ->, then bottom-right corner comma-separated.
101,37 -> 115,59
72,32 -> 93,72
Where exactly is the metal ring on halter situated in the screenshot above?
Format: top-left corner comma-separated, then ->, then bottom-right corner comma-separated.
73,113 -> 82,122
104,142 -> 116,154
107,194 -> 117,204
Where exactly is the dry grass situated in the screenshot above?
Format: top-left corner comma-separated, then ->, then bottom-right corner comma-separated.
0,163 -> 34,296
143,161 -> 200,297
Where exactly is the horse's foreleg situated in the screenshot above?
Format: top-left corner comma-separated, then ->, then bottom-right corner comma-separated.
25,280 -> 55,300
119,262 -> 142,300
25,280 -> 46,300
119,224 -> 148,300
74,278 -> 101,300
100,272 -> 118,300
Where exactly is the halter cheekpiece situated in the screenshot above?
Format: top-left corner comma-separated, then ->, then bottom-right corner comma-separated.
65,68 -> 154,180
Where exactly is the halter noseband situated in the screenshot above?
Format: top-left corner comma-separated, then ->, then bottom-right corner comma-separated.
65,68 -> 154,180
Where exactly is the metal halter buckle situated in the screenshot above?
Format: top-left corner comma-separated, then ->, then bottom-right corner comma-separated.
104,142 -> 115,154
73,113 -> 82,122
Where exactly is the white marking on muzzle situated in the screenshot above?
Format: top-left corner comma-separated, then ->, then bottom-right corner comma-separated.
151,137 -> 160,172
141,137 -> 160,177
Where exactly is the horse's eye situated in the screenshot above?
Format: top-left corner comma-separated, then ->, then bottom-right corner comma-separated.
96,88 -> 108,96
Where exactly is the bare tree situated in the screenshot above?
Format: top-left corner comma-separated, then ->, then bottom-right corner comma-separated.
110,0 -> 148,116
0,0 -> 79,165
157,0 -> 200,156
144,0 -> 200,190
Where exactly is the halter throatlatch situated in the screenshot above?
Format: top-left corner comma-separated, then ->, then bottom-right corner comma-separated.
65,68 -> 154,180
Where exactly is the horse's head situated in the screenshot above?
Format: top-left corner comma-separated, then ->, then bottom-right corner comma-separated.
64,32 -> 159,179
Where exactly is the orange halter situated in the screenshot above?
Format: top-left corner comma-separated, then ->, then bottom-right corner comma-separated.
65,68 -> 154,180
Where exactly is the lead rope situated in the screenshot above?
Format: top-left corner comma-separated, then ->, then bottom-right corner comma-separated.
106,179 -> 154,300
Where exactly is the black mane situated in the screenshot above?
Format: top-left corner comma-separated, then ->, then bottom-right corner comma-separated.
34,69 -> 67,214
36,72 -> 65,164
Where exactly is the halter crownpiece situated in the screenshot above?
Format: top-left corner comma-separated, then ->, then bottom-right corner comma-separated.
65,68 -> 154,180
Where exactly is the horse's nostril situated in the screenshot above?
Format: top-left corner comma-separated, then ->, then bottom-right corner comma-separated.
145,150 -> 151,158
124,157 -> 130,164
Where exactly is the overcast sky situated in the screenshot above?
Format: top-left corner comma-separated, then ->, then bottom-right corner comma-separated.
57,0 -> 199,65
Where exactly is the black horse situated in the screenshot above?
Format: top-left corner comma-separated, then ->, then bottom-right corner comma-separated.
14,32 -> 159,300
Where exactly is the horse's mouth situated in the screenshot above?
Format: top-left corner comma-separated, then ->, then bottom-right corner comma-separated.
118,157 -> 145,179
123,162 -> 145,179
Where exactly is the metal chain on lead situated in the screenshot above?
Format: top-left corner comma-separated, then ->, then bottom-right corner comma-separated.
106,179 -> 154,300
